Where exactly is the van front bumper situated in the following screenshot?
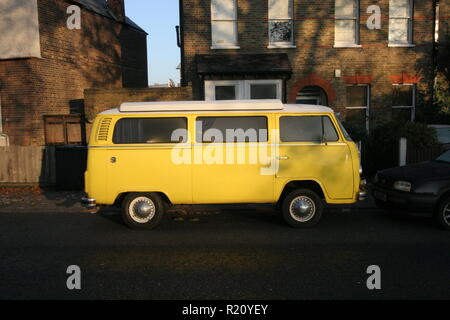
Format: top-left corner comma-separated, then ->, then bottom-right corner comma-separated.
81,197 -> 97,208
358,179 -> 367,201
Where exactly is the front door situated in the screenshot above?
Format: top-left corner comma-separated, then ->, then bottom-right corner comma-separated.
275,114 -> 354,200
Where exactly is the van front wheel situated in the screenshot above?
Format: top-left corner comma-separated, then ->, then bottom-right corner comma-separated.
282,189 -> 323,228
122,193 -> 164,229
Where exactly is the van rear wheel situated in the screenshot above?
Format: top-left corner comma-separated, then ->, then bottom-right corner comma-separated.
122,193 -> 164,229
282,189 -> 323,228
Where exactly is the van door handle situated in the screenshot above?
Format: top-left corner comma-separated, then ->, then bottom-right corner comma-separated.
276,156 -> 289,160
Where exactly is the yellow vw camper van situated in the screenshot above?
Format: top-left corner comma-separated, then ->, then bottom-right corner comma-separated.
82,100 -> 365,229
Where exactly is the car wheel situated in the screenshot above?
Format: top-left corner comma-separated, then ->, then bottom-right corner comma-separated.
122,193 -> 164,229
282,189 -> 323,228
435,196 -> 450,231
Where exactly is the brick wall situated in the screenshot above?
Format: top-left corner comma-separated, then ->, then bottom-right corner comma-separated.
83,86 -> 193,139
84,87 -> 193,116
181,0 -> 437,125
121,25 -> 149,88
0,0 -> 148,146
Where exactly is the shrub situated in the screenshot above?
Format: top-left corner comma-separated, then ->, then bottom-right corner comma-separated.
354,122 -> 438,176
344,123 -> 368,143
400,122 -> 438,149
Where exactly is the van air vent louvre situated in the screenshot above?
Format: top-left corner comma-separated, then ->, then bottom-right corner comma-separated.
97,118 -> 112,141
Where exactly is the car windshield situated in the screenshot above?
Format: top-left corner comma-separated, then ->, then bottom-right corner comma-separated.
436,150 -> 450,163
435,127 -> 450,144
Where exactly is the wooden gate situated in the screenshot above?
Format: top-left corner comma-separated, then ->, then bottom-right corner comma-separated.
44,115 -> 85,145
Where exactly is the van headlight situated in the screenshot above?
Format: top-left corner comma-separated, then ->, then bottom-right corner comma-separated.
393,181 -> 412,192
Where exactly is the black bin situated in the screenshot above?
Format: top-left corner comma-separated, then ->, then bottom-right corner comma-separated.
55,145 -> 88,191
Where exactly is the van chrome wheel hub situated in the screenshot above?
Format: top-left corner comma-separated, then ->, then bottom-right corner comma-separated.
129,197 -> 156,223
290,196 -> 316,222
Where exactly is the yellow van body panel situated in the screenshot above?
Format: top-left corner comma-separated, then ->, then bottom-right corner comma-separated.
192,113 -> 275,204
85,110 -> 361,206
88,116 -> 193,205
274,113 -> 355,201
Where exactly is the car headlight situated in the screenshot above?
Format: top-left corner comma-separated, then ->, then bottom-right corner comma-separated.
393,181 -> 412,192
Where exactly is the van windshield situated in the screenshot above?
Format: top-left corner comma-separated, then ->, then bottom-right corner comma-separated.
336,117 -> 353,141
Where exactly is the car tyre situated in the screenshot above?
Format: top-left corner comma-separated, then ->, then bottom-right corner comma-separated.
435,195 -> 450,231
122,193 -> 164,229
282,189 -> 324,228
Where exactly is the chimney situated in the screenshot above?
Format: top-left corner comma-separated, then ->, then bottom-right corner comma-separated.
107,0 -> 125,22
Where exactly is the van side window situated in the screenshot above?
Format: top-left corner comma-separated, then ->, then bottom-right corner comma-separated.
323,116 -> 339,141
113,118 -> 187,144
196,116 -> 268,143
280,116 -> 339,142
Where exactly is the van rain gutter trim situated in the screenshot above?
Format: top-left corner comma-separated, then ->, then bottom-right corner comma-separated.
87,143 -> 348,149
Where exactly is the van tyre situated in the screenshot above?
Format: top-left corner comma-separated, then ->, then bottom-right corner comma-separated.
435,195 -> 450,231
122,193 -> 164,229
282,189 -> 323,228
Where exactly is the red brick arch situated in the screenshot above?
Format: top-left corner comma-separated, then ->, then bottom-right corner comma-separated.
288,73 -> 337,104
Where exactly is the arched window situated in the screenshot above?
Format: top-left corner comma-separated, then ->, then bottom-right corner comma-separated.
296,86 -> 329,106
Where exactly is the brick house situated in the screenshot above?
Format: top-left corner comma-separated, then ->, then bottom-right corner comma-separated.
179,0 -> 445,131
437,0 -> 449,84
0,0 -> 148,146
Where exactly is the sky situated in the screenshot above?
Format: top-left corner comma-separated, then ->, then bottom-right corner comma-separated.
125,0 -> 181,85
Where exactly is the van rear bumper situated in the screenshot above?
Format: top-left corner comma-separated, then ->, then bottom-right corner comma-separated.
81,197 -> 97,208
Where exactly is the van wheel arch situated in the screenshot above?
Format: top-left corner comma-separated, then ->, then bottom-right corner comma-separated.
115,192 -> 172,208
277,181 -> 326,207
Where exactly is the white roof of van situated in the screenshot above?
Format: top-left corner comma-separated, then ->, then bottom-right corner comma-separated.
99,100 -> 334,115
120,99 -> 283,112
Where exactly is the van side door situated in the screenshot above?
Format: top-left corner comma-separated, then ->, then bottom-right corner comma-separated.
192,114 -> 275,204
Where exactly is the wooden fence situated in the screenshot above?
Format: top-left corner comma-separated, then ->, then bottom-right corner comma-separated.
0,146 -> 56,186
406,144 -> 444,165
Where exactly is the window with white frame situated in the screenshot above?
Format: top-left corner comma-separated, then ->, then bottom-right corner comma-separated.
247,80 -> 282,99
0,93 -> 8,146
345,85 -> 370,131
435,2 -> 440,43
205,80 -> 282,101
268,0 -> 294,47
389,0 -> 413,45
207,80 -> 240,100
392,84 -> 415,122
211,0 -> 239,49
334,0 -> 360,47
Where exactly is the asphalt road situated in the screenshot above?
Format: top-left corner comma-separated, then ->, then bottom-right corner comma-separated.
0,206 -> 449,300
